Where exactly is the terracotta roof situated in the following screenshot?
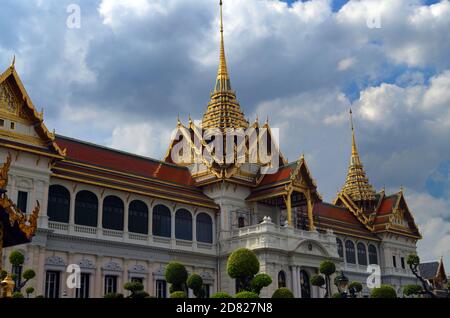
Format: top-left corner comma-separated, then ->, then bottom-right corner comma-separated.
56,136 -> 194,186
314,202 -> 380,240
377,195 -> 398,215
53,136 -> 218,209
257,163 -> 295,187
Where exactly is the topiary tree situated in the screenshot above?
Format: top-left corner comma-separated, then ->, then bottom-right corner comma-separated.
348,282 -> 363,298
124,281 -> 149,298
12,291 -> 24,298
250,273 -> 272,295
227,248 -> 260,292
165,262 -> 188,293
370,285 -> 397,298
319,260 -> 336,298
235,291 -> 259,298
187,274 -> 204,298
407,254 -> 436,298
331,292 -> 344,298
25,286 -> 35,298
211,292 -> 233,299
311,274 -> 326,290
0,270 -> 7,280
403,284 -> 422,298
271,288 -> 294,298
8,250 -> 36,293
170,291 -> 187,298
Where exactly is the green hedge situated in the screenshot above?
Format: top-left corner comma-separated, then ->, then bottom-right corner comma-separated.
170,291 -> 188,298
235,291 -> 259,298
370,285 -> 397,298
211,292 -> 234,299
271,288 -> 294,298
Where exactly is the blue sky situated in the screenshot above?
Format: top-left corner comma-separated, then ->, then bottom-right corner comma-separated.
1,0 -> 450,267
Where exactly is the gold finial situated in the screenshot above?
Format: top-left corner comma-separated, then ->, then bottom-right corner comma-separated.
255,114 -> 259,123
350,109 -> 358,156
266,115 -> 269,125
400,185 -> 404,193
177,114 -> 181,126
217,0 -> 229,87
10,54 -> 16,69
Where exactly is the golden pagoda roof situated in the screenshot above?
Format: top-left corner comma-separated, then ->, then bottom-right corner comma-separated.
202,0 -> 248,130
341,109 -> 376,202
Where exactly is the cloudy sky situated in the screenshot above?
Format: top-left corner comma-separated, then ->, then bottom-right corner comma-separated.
1,0 -> 449,269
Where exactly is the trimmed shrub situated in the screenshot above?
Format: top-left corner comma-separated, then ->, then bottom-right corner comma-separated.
310,275 -> 325,287
187,274 -> 204,297
211,292 -> 234,299
251,273 -> 272,295
271,288 -> 294,298
403,284 -> 422,297
12,292 -> 24,298
235,291 -> 259,299
165,262 -> 188,285
170,291 -> 188,298
319,260 -> 336,276
9,250 -> 25,266
35,295 -> 45,298
227,248 -> 260,280
0,270 -> 7,280
331,292 -> 344,298
349,282 -> 363,293
370,285 -> 397,298
25,287 -> 35,297
22,269 -> 36,281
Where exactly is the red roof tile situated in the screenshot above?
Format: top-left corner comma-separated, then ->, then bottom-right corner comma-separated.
377,195 -> 398,215
56,136 -> 194,186
258,164 -> 294,186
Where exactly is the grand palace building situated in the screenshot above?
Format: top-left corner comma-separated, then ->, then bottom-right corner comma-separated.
0,2 -> 421,298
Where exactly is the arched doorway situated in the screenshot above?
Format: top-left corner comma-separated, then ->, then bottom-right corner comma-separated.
300,270 -> 311,298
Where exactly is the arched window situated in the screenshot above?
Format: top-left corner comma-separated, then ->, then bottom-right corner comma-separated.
368,244 -> 378,265
102,196 -> 124,231
345,240 -> 356,264
278,271 -> 286,288
128,200 -> 148,234
47,185 -> 70,223
75,191 -> 98,227
336,238 -> 344,258
357,243 -> 368,265
153,205 -> 171,238
175,209 -> 192,241
196,213 -> 213,243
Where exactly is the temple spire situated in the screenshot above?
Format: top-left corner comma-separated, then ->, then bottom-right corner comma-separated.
341,109 -> 376,205
215,0 -> 231,92
202,0 -> 248,130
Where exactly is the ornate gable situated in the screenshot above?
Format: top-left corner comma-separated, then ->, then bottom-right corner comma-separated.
0,63 -> 65,157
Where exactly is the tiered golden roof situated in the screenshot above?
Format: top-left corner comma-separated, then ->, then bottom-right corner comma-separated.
341,110 -> 376,202
202,0 -> 248,130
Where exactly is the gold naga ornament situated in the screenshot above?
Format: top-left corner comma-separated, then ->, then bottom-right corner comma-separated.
0,153 -> 40,239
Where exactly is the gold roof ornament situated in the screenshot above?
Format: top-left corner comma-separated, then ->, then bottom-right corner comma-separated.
10,55 -> 15,69
341,109 -> 376,202
202,0 -> 249,130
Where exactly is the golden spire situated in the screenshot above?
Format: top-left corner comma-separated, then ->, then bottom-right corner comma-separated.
341,109 -> 376,203
202,0 -> 248,130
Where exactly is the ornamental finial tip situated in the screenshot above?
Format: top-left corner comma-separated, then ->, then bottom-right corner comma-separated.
11,54 -> 16,68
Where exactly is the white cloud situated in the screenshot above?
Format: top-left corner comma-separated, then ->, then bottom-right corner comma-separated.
109,122 -> 173,159
337,57 -> 356,71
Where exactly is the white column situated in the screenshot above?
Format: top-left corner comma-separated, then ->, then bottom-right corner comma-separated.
97,199 -> 103,237
69,191 -> 76,229
291,266 -> 298,297
193,212 -> 197,244
124,203 -> 129,234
